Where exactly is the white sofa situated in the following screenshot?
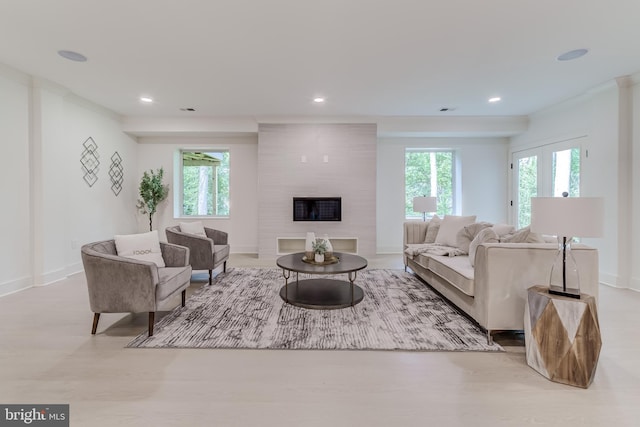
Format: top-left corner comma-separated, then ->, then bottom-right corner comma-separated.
403,220 -> 599,343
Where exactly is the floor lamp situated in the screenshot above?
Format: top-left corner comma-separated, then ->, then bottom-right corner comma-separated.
412,196 -> 437,221
530,195 -> 603,299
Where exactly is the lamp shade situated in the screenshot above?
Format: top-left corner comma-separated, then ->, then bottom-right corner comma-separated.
412,196 -> 437,214
530,197 -> 604,237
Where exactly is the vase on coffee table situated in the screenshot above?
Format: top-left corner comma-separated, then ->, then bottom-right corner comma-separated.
315,253 -> 325,263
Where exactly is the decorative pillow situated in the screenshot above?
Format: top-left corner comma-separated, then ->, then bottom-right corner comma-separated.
424,214 -> 441,243
114,230 -> 165,267
469,228 -> 499,267
491,223 -> 516,236
500,226 -> 545,244
179,221 -> 207,237
456,222 -> 493,253
435,215 -> 477,247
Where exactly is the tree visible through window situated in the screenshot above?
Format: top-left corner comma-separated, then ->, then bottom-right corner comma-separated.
182,151 -> 229,216
405,150 -> 454,219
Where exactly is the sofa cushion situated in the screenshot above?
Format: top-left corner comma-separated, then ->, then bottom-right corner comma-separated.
428,255 -> 475,296
456,222 -> 492,253
156,266 -> 192,301
179,221 -> 207,237
424,214 -> 441,243
469,228 -> 500,267
435,215 -> 476,247
114,230 -> 165,267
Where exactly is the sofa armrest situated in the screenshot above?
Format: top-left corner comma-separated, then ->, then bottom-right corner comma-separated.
81,250 -> 159,313
403,221 -> 429,247
160,242 -> 190,267
205,228 -> 228,245
473,242 -> 599,330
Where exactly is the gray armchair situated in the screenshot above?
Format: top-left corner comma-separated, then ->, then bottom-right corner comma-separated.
165,225 -> 230,286
81,239 -> 192,336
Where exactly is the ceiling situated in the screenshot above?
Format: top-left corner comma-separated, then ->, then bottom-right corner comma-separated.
1,0 -> 640,120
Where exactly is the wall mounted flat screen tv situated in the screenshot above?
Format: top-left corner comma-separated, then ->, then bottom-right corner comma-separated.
293,197 -> 342,221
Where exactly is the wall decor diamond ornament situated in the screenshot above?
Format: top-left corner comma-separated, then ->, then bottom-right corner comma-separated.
524,285 -> 601,388
80,137 -> 100,187
109,151 -> 124,196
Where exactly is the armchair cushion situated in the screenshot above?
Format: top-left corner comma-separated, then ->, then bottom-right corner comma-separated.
114,230 -> 165,267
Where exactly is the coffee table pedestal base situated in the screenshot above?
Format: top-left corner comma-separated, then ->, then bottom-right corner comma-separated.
280,279 -> 364,309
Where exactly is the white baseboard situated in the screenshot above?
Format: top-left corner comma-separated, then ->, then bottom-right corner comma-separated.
599,272 -> 619,288
34,267 -> 68,287
0,276 -> 33,297
376,246 -> 403,254
231,245 -> 258,254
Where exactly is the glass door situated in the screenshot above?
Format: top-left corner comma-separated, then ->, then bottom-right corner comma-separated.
512,138 -> 583,228
513,150 -> 539,229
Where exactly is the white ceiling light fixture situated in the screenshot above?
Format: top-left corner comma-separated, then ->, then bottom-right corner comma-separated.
557,48 -> 589,61
313,97 -> 325,103
139,96 -> 154,103
57,50 -> 87,62
488,97 -> 501,103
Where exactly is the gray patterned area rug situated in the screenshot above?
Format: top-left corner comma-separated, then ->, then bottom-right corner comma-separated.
127,268 -> 502,352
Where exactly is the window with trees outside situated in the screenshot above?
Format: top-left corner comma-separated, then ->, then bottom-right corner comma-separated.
405,150 -> 454,219
181,151 -> 229,217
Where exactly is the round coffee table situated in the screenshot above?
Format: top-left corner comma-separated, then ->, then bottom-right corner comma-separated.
276,252 -> 368,309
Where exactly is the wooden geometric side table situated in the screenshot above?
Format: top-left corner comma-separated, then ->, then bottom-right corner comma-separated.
524,285 -> 602,388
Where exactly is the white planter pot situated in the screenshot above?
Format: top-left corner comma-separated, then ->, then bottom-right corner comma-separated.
314,253 -> 325,263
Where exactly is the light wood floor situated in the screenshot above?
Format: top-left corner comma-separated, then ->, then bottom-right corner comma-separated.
1,254 -> 639,426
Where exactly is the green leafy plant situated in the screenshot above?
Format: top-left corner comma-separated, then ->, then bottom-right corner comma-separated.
312,239 -> 327,255
136,168 -> 169,231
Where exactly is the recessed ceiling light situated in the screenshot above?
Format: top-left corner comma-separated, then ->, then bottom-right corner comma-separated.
139,96 -> 154,103
557,48 -> 589,61
488,97 -> 501,103
313,97 -> 325,103
58,50 -> 87,62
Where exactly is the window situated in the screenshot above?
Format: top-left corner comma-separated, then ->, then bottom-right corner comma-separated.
180,150 -> 229,217
405,150 -> 454,219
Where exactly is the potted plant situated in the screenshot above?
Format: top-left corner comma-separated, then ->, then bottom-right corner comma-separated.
136,167 -> 169,231
312,239 -> 327,263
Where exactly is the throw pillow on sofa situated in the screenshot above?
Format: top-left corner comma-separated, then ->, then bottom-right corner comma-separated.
468,227 -> 500,267
456,222 -> 493,253
435,215 -> 476,247
424,214 -> 442,243
501,226 -> 545,244
179,221 -> 207,237
491,223 -> 516,237
114,230 -> 166,267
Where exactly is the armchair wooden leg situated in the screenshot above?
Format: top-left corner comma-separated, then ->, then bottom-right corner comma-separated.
148,312 -> 155,336
209,269 -> 213,286
182,289 -> 186,307
223,261 -> 227,273
91,313 -> 100,335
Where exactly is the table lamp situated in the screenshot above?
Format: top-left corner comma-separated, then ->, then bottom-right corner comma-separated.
412,196 -> 437,221
530,194 -> 603,299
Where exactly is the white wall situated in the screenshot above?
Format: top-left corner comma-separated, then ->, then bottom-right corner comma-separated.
0,65 -> 31,294
136,136 -> 259,253
0,64 -> 138,295
376,137 -> 509,253
257,124 -> 378,258
510,83 -> 624,288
